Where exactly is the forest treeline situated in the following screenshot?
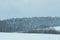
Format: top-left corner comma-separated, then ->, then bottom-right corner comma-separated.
0,17 -> 60,34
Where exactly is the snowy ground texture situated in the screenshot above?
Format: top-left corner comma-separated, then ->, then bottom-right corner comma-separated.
0,33 -> 60,40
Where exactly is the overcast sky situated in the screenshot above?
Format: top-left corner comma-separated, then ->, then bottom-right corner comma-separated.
0,0 -> 60,20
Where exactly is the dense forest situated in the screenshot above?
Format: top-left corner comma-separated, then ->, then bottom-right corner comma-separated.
0,17 -> 60,34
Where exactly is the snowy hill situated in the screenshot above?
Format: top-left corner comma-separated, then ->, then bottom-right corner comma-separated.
52,26 -> 60,32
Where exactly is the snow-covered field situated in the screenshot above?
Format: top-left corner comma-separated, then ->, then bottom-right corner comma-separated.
0,33 -> 60,40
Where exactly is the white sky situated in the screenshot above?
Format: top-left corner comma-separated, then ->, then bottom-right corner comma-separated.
0,0 -> 60,20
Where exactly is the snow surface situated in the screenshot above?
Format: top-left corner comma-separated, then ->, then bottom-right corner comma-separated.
0,33 -> 60,40
54,26 -> 60,31
49,26 -> 60,32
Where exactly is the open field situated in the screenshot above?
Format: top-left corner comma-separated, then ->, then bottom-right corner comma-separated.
0,33 -> 60,40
